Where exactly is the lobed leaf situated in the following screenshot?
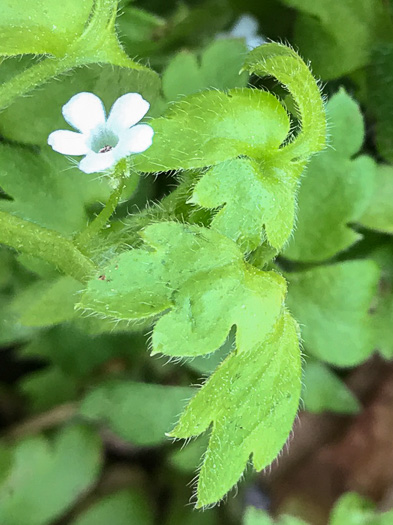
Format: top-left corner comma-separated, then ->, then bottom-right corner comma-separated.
0,424 -> 102,525
79,222 -> 287,357
286,261 -> 379,367
243,42 -> 326,161
284,89 -> 376,262
135,87 -> 290,172
190,156 -> 303,252
358,164 -> 393,234
170,310 -> 301,507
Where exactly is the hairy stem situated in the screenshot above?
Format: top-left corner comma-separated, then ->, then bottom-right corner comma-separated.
75,161 -> 138,252
0,211 -> 96,282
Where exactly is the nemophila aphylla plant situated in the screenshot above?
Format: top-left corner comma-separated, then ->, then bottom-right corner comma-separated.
3,1 -> 393,523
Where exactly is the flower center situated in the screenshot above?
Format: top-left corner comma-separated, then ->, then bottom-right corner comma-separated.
89,127 -> 119,154
98,145 -> 113,153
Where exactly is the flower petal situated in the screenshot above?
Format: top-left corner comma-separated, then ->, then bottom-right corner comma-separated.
107,93 -> 150,132
62,92 -> 106,134
47,130 -> 89,155
113,124 -> 154,159
79,151 -> 115,174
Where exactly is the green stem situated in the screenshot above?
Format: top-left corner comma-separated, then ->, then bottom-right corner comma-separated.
75,161 -> 133,251
0,211 -> 96,283
0,54 -> 81,111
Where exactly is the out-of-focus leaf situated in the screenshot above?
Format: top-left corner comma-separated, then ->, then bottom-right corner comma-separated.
80,381 -> 194,446
72,489 -> 153,525
286,261 -> 379,367
358,165 -> 393,234
0,424 -> 102,525
302,361 -> 360,414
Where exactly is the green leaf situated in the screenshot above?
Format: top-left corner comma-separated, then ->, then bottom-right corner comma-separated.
80,381 -> 194,446
19,367 -> 79,412
135,87 -> 290,172
162,39 -> 248,102
329,492 -> 378,525
286,261 -> 379,367
0,145 -> 110,235
0,0 -> 94,56
302,361 -> 360,414
0,424 -> 102,525
279,0 -> 390,79
358,165 -> 393,234
80,222 -> 287,358
190,156 -> 302,252
169,434 -> 210,473
284,89 -> 376,262
20,276 -> 81,327
170,310 -> 301,507
71,489 -> 153,525
243,42 -> 326,161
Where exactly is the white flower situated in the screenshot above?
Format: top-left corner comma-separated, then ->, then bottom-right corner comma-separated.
48,92 -> 154,174
218,14 -> 266,50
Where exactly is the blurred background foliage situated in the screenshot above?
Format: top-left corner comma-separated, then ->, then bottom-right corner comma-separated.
1,0 -> 393,524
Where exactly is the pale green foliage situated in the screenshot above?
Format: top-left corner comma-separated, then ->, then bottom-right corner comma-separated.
80,222 -> 287,357
0,0 -> 93,56
359,165 -> 393,234
80,381 -> 194,446
244,506 -> 307,524
0,425 -> 102,525
190,157 -> 301,252
286,261 -> 379,366
171,311 -> 301,507
71,489 -> 153,525
135,87 -> 290,172
284,89 -> 376,262
162,39 -> 248,101
302,361 -> 360,414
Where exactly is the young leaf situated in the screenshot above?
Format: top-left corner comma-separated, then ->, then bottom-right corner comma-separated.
0,424 -> 102,525
190,156 -> 303,252
243,42 -> 326,161
79,222 -> 287,357
135,88 -> 290,172
286,261 -> 379,367
329,492 -> 393,525
170,310 -> 301,507
284,89 -> 376,262
303,361 -> 360,414
80,381 -> 194,446
71,489 -> 154,525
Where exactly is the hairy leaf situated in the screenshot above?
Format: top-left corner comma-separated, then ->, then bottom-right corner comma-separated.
286,261 -> 379,367
190,156 -> 302,252
284,89 -> 376,262
0,0 -> 93,56
135,88 -> 290,172
80,222 -> 287,357
170,311 -> 301,507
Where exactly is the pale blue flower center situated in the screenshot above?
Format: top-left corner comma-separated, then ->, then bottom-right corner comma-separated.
89,127 -> 119,153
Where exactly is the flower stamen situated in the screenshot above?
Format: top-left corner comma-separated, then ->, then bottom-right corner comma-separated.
98,145 -> 113,153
